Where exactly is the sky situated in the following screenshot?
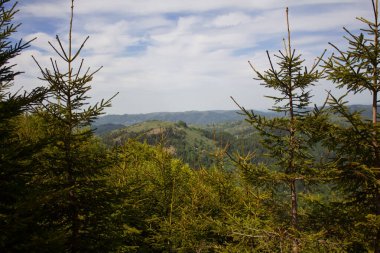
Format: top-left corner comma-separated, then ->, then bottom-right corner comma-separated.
11,0 -> 374,114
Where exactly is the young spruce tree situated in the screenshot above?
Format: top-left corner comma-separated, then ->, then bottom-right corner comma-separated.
323,0 -> 380,251
232,8 -> 324,252
32,0 -> 116,251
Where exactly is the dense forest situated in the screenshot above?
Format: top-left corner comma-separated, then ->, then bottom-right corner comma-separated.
1,0 -> 380,252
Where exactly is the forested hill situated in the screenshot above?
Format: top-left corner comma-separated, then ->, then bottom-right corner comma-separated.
94,105 -> 373,134
100,120 -> 262,168
93,109 -> 279,126
95,105 -> 373,126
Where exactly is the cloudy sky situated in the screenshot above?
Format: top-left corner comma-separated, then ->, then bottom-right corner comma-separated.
12,0 -> 373,114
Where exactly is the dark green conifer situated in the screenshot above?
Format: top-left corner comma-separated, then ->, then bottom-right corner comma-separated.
232,8 -> 325,252
0,0 -> 46,251
32,0 -> 117,251
323,0 -> 380,251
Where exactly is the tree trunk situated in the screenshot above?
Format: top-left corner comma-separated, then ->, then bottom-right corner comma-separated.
372,0 -> 379,249
373,91 -> 379,253
376,189 -> 380,253
291,179 -> 298,253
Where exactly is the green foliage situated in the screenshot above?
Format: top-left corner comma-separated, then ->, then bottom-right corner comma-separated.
2,0 -> 380,252
101,119 -> 270,170
321,0 -> 380,251
108,140 -> 258,252
102,120 -> 217,168
29,1 -> 117,251
0,1 -> 46,251
231,8 -> 326,252
109,140 -> 195,251
175,120 -> 188,128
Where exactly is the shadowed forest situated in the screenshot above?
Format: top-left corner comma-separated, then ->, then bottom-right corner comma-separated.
1,0 -> 380,252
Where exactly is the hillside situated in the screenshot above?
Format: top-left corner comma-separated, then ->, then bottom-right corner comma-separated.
102,120 -> 221,167
98,105 -> 374,167
101,119 -> 265,168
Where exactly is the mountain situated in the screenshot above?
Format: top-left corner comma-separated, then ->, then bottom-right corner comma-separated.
97,105 -> 374,167
93,109 -> 279,127
93,104 -> 376,136
347,104 -> 373,119
101,120 -> 219,167
100,119 -> 266,168
94,105 -> 374,129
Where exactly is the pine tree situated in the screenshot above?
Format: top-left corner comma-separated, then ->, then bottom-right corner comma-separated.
0,0 -> 46,251
32,0 -> 116,251
323,0 -> 380,251
232,8 -> 325,252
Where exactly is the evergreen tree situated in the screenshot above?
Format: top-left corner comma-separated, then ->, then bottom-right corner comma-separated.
32,0 -> 116,251
0,0 -> 46,251
323,0 -> 380,251
232,8 -> 325,252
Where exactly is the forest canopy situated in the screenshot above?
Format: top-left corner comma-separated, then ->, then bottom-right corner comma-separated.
0,0 -> 379,252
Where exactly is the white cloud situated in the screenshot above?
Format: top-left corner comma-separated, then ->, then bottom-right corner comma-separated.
211,12 -> 252,28
21,0 -> 359,18
12,0 -> 376,114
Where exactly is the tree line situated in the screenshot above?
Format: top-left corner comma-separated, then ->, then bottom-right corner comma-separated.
0,0 -> 379,252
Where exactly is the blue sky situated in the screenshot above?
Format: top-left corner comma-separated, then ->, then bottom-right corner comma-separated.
12,0 -> 373,114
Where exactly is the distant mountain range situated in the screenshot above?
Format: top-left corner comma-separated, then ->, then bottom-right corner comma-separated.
96,104 -> 375,167
93,109 -> 278,127
93,105 -> 374,135
346,104 -> 373,118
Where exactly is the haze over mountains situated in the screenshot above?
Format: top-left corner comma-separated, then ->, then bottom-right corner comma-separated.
94,104 -> 373,129
94,109 -> 277,126
93,109 -> 280,135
